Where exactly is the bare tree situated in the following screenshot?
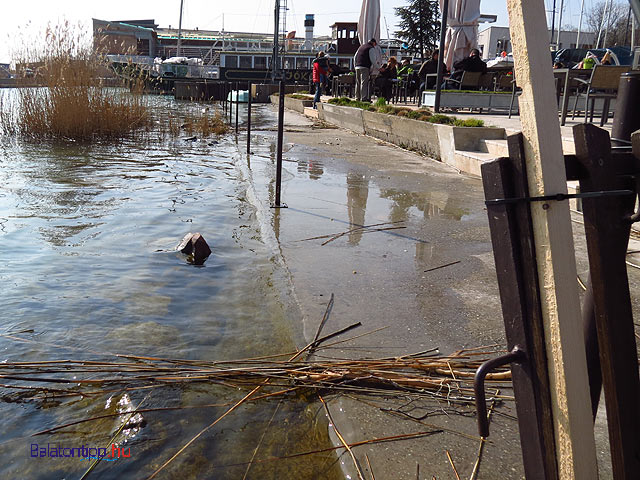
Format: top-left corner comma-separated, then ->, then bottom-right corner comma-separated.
586,1 -> 635,47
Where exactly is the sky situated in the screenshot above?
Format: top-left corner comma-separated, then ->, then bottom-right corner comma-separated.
0,0 -> 603,64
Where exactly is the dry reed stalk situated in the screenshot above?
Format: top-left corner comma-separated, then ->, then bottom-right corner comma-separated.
321,226 -> 407,246
242,400 -> 282,480
296,221 -> 403,243
320,394 -> 365,480
424,261 -> 461,273
365,453 -> 376,480
469,389 -> 500,480
146,384 -> 264,480
446,450 -> 461,480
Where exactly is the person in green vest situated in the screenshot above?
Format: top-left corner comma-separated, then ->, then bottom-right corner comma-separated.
396,58 -> 414,77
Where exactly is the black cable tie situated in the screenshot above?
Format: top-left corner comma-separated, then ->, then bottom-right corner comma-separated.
485,189 -> 634,207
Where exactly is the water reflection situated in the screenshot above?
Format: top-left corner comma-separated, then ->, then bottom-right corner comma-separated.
346,172 -> 370,245
379,188 -> 467,221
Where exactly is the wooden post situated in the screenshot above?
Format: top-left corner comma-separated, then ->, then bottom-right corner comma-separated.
505,0 -> 598,477
573,124 -> 640,479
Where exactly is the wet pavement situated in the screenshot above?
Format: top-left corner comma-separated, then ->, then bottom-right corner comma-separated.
241,104 -> 626,479
242,106 -> 520,479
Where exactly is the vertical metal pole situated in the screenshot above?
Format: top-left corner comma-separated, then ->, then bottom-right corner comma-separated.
247,82 -> 252,154
224,83 -> 228,119
272,0 -> 281,82
550,0 -> 557,48
235,81 -> 239,133
275,80 -> 285,207
223,83 -> 226,115
177,0 -> 184,57
612,72 -> 640,145
229,83 -> 233,124
434,0 -> 449,113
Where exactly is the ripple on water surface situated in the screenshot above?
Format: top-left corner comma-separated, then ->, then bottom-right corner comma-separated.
0,97 -> 341,479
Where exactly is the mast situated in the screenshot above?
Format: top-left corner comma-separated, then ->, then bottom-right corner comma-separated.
603,0 -> 613,48
596,0 -> 610,48
177,0 -> 185,57
556,0 -> 564,47
576,0 -> 586,48
550,0 -> 557,48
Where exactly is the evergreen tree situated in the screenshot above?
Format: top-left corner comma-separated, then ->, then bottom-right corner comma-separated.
394,0 -> 440,61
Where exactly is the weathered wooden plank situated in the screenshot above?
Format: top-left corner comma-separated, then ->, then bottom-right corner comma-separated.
504,0 -> 598,477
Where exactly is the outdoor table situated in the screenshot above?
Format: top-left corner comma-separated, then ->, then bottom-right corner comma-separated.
553,68 -> 593,126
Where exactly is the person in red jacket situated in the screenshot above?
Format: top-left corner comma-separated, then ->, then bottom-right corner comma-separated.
313,51 -> 330,109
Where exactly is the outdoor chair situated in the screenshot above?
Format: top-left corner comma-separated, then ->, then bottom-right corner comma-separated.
446,71 -> 483,90
391,74 -> 420,104
478,73 -> 495,91
571,65 -> 630,126
333,74 -> 355,98
490,73 -> 519,117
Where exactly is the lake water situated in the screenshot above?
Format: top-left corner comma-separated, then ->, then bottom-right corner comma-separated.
0,92 -> 342,479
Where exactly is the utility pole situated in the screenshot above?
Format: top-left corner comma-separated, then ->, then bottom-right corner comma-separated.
177,0 -> 185,57
418,1 -> 424,62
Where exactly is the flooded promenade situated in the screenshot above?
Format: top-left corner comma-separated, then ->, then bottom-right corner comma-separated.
0,92 -> 622,478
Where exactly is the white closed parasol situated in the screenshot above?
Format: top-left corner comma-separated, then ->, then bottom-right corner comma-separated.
439,0 -> 481,71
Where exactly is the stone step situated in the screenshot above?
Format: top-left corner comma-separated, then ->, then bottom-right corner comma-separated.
303,106 -> 319,119
478,138 -> 509,156
451,150 -> 497,177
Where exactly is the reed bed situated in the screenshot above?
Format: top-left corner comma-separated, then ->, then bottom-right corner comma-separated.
1,22 -> 151,141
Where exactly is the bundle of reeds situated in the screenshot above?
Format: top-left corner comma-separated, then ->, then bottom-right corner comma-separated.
0,327 -> 511,406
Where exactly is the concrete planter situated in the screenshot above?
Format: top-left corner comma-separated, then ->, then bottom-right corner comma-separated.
361,111 -> 441,159
269,94 -> 314,113
421,91 -> 518,113
317,102 -> 506,172
318,103 -> 366,134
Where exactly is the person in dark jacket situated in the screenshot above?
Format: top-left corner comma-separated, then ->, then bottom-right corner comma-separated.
418,49 -> 448,90
312,51 -> 330,108
449,48 -> 487,84
374,57 -> 398,101
353,38 -> 377,101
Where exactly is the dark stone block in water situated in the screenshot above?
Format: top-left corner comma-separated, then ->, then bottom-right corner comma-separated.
177,232 -> 211,265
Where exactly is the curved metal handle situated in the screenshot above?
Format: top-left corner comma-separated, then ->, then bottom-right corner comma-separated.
474,346 -> 526,437
625,176 -> 640,224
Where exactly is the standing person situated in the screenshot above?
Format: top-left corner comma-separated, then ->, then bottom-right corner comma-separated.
353,38 -> 377,102
312,51 -> 330,109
